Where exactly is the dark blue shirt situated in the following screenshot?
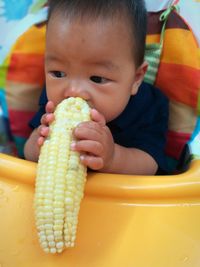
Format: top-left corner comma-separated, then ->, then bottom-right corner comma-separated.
29,82 -> 169,173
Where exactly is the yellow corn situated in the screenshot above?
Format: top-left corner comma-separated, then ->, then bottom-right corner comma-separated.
34,97 -> 90,253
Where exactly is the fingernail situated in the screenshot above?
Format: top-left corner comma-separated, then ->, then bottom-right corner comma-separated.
80,155 -> 85,161
71,142 -> 76,150
46,113 -> 53,120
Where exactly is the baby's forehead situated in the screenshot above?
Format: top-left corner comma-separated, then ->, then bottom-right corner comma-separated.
46,9 -> 136,67
46,16 -> 136,67
48,10 -> 134,44
48,13 -> 134,43
47,0 -> 146,67
48,6 -> 131,24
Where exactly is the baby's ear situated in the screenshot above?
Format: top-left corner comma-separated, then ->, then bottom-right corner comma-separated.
131,61 -> 148,95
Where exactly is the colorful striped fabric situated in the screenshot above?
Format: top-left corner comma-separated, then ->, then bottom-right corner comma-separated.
0,0 -> 47,157
5,24 -> 46,156
144,5 -> 200,170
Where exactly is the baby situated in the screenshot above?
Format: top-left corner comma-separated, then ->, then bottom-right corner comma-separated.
24,0 -> 169,175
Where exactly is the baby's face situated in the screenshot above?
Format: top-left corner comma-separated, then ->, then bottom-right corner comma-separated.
45,13 -> 142,122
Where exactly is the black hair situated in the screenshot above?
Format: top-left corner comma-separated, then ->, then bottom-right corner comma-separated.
47,0 -> 147,67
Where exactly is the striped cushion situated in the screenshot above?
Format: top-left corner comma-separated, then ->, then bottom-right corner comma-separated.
5,24 -> 46,157
145,8 -> 200,167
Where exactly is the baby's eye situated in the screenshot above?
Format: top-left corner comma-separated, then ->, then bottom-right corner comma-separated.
50,71 -> 66,78
90,76 -> 107,84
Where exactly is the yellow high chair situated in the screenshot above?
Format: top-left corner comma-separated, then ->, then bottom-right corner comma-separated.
0,1 -> 200,266
0,153 -> 200,267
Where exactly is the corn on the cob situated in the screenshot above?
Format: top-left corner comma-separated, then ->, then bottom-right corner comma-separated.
34,97 -> 90,254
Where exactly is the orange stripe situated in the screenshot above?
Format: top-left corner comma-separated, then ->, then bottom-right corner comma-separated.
7,53 -> 45,85
162,29 -> 199,68
13,25 -> 46,54
198,48 -> 200,64
146,29 -> 199,68
155,63 -> 200,108
146,34 -> 161,44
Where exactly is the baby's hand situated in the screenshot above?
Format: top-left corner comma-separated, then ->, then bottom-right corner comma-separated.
37,101 -> 55,147
72,109 -> 115,171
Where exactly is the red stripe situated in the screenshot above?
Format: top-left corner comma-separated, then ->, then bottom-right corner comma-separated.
165,130 -> 191,159
173,0 -> 179,5
7,53 -> 45,85
147,10 -> 189,35
9,109 -> 35,138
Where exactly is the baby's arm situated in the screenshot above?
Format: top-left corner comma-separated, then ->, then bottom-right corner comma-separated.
25,103 -> 158,174
103,145 -> 158,175
24,101 -> 55,162
72,109 -> 158,175
24,128 -> 41,162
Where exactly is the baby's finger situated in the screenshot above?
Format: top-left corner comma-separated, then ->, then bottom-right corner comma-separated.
37,136 -> 45,147
40,113 -> 54,126
71,140 -> 103,156
90,109 -> 106,126
45,101 -> 55,113
38,125 -> 49,137
80,154 -> 104,170
74,122 -> 104,141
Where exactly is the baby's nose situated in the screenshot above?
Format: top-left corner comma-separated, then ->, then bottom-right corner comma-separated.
64,84 -> 89,100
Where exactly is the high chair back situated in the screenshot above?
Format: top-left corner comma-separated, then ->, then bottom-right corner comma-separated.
0,0 -> 47,156
144,0 -> 200,171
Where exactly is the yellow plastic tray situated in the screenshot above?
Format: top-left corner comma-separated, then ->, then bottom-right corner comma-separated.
1,152 -> 200,267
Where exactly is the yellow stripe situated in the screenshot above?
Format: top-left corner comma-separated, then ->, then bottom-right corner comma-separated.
162,29 -> 199,68
13,25 -> 46,54
169,100 -> 197,133
6,80 -> 43,111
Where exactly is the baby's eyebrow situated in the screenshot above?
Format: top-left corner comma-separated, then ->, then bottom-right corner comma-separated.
45,54 -> 61,63
91,60 -> 119,71
45,55 -> 119,71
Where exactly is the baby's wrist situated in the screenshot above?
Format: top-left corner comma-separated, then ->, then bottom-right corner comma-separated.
100,143 -> 117,173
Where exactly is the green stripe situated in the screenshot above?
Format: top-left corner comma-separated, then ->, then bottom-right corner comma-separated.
0,67 -> 8,88
29,0 -> 47,13
13,136 -> 27,158
0,57 -> 10,88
